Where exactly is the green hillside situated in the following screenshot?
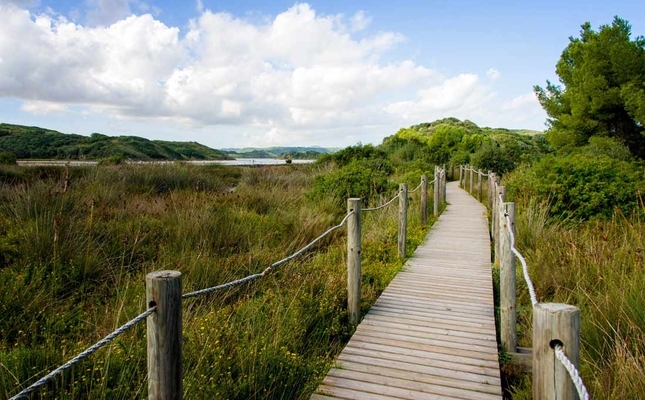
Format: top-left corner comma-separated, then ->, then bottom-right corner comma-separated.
224,146 -> 335,159
0,123 -> 231,161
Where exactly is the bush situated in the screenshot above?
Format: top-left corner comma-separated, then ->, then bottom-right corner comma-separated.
506,153 -> 644,221
0,151 -> 16,165
316,144 -> 388,169
470,144 -> 516,175
310,160 -> 393,206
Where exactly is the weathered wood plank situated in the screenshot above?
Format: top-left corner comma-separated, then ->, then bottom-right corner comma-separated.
312,181 -> 502,399
326,368 -> 500,400
334,360 -> 501,396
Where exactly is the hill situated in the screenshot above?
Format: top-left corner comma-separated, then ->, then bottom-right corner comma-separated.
223,146 -> 336,159
0,123 -> 231,161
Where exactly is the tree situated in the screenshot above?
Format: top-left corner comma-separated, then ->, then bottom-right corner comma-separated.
534,17 -> 645,158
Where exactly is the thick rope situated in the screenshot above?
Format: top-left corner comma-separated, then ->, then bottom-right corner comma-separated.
269,210 -> 353,269
10,307 -> 156,400
408,180 -> 424,193
554,344 -> 591,400
504,213 -> 539,306
362,193 -> 399,212
182,211 -> 354,299
491,171 -> 588,399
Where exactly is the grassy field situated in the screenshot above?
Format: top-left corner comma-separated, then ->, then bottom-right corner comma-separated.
485,191 -> 645,399
0,163 -> 435,399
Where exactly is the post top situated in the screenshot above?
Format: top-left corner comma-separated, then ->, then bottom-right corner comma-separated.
146,270 -> 182,279
536,302 -> 580,313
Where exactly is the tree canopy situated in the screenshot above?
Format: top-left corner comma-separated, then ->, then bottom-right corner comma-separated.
535,17 -> 645,158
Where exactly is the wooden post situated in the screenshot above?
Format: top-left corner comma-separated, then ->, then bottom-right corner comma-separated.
398,184 -> 408,258
500,202 -> 517,353
487,171 -> 494,210
494,186 -> 506,264
533,303 -> 581,400
490,178 -> 496,241
438,168 -> 443,204
420,175 -> 428,226
433,167 -> 440,216
347,198 -> 362,327
146,271 -> 182,400
478,169 -> 483,202
459,165 -> 463,188
442,167 -> 447,203
469,166 -> 474,194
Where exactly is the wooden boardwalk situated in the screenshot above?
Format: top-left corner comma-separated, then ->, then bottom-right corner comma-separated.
312,181 -> 502,400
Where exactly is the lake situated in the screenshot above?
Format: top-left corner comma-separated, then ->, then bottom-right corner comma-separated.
17,158 -> 316,167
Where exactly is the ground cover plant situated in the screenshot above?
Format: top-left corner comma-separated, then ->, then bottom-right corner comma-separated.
0,162 -> 435,399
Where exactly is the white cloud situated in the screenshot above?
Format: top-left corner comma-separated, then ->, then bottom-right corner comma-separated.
384,73 -> 495,122
350,10 -> 371,32
501,92 -> 538,110
0,3 -> 545,146
486,68 -> 501,80
195,0 -> 203,13
21,100 -> 68,114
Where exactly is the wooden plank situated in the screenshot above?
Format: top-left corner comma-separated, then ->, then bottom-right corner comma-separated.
333,360 -> 501,396
366,308 -> 494,331
321,376 -> 465,400
326,368 -> 500,400
312,181 -> 502,399
354,324 -> 499,355
347,336 -> 500,368
360,315 -> 496,342
339,345 -> 500,379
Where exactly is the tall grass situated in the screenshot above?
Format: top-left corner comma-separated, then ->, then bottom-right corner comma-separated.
0,163 -> 434,399
506,196 -> 645,399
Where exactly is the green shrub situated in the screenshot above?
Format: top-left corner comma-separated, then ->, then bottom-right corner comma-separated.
0,151 -> 16,165
316,144 -> 389,169
470,144 -> 516,175
506,153 -> 644,221
310,160 -> 393,206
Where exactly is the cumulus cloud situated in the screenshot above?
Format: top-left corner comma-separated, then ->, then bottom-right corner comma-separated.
384,73 -> 496,122
0,2 -> 543,145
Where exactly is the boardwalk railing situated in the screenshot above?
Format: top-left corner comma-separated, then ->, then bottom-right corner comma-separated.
460,164 -> 590,400
9,168 -> 446,400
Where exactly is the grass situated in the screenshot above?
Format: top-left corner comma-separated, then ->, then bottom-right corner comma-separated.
466,174 -> 645,398
0,163 -> 437,399
501,195 -> 645,399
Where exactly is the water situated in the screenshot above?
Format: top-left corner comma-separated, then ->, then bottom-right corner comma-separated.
17,158 -> 316,167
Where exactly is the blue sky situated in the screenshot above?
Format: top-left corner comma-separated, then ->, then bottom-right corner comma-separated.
0,0 -> 643,148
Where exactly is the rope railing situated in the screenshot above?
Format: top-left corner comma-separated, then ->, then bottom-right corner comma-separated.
461,164 -> 590,400
10,168 -> 449,400
183,211 -> 355,299
555,344 -> 591,400
408,180 -> 424,193
9,307 -> 156,400
361,193 -> 399,212
504,213 -> 538,306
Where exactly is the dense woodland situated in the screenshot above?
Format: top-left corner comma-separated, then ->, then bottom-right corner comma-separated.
1,15 -> 645,400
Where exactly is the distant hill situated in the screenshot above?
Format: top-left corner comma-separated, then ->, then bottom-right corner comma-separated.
0,123 -> 231,161
223,146 -> 337,159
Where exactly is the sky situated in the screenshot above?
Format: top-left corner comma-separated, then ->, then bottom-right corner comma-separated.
0,0 -> 644,149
